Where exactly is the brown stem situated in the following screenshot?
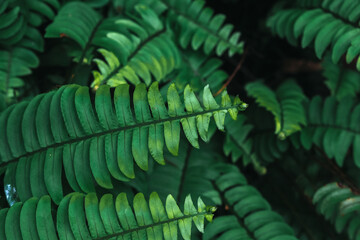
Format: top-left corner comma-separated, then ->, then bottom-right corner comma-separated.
214,48 -> 248,97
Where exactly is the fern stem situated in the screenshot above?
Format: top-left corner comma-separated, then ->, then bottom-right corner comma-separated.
93,211 -> 212,240
214,48 -> 248,97
176,145 -> 192,202
0,105 -> 242,169
314,146 -> 360,194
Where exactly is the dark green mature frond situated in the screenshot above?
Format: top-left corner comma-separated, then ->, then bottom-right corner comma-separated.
313,182 -> 360,240
224,115 -> 268,175
163,0 -> 244,57
0,47 -> 39,109
298,96 -> 360,167
0,82 -> 245,204
0,0 -> 59,109
267,0 -> 360,69
204,166 -> 298,240
322,55 -> 360,100
245,80 -> 307,139
0,192 -> 215,239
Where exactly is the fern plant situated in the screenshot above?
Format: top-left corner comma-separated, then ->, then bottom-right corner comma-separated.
2,0 -> 360,239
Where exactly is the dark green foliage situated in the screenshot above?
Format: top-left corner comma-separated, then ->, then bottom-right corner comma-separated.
313,183 -> 360,240
2,0 -> 360,239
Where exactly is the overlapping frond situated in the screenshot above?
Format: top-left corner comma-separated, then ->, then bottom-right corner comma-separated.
267,0 -> 360,69
245,80 -> 307,139
204,167 -> 298,240
168,50 -> 228,93
163,0 -> 244,57
298,96 -> 360,167
131,141 -> 226,206
224,115 -> 268,174
313,182 -> 360,240
0,192 -> 215,239
0,82 -> 245,204
46,1 -> 177,84
322,55 -> 360,100
0,0 -> 59,109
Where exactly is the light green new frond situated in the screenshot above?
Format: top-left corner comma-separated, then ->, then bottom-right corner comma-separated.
322,55 -> 360,100
245,80 -> 307,139
204,166 -> 298,240
163,0 -> 244,57
299,96 -> 360,167
313,182 -> 360,240
0,82 -> 245,204
0,192 -> 215,240
91,31 -> 181,87
267,1 -> 360,70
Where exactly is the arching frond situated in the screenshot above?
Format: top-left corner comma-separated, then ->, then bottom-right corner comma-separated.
245,80 -> 307,139
298,96 -> 360,167
313,182 -> 360,240
0,192 -> 215,239
0,82 -> 245,204
204,167 -> 298,240
322,55 -> 360,100
267,0 -> 360,69
163,0 -> 244,57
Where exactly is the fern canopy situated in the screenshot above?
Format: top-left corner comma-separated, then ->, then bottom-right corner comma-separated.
0,82 -> 245,204
0,191 -> 215,240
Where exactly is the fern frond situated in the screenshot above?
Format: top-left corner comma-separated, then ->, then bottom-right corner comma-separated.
204,166 -> 298,240
322,55 -> 360,100
224,115 -> 268,174
313,182 -> 360,240
0,192 -> 215,239
91,33 -> 181,87
168,50 -> 228,93
245,80 -> 307,139
298,96 -> 360,167
267,1 -> 360,69
0,0 -> 59,108
163,0 -> 244,57
0,82 -> 245,204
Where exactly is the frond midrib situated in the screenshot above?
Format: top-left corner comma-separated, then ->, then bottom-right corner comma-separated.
0,105 -> 240,169
78,19 -> 104,65
94,211 -> 211,240
100,28 -> 167,85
